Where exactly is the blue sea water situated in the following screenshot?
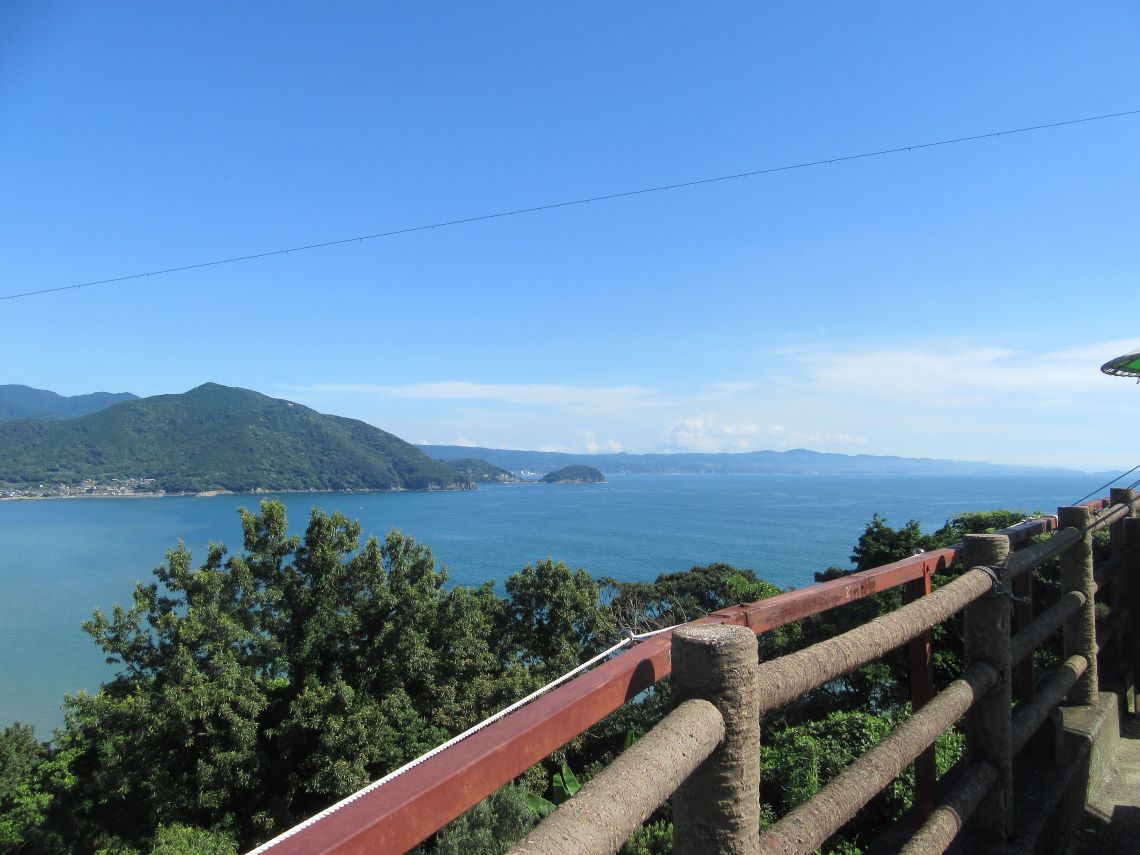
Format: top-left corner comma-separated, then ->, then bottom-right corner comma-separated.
0,473 -> 1105,735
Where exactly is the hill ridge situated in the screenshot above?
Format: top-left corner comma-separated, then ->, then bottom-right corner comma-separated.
418,444 -> 1094,477
0,383 -> 471,493
0,384 -> 137,423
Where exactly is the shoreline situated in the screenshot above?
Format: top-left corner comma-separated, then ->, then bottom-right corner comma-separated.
0,482 -> 499,502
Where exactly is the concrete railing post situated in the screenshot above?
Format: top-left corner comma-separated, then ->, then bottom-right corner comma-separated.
1059,506 -> 1098,705
671,624 -> 760,855
961,533 -> 1013,840
1107,488 -> 1136,664
1125,515 -> 1140,716
905,567 -> 936,822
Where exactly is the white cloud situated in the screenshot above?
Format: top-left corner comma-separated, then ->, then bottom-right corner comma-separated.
306,381 -> 658,411
788,337 -> 1140,405
579,431 -> 623,453
662,417 -> 721,452
767,425 -> 868,449
277,340 -> 1140,470
661,417 -> 767,452
751,336 -> 1140,468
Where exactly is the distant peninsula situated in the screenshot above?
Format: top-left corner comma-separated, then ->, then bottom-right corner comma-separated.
0,383 -> 485,495
542,465 -> 606,484
420,444 -> 1098,478
446,458 -> 520,484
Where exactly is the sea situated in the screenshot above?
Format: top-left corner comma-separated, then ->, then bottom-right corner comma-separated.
0,473 -> 1107,736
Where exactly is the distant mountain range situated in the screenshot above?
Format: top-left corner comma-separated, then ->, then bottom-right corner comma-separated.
0,382 -> 1095,494
0,384 -> 498,493
419,444 -> 1092,477
0,385 -> 137,423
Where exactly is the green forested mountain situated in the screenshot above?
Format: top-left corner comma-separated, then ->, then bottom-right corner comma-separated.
0,385 -> 137,423
0,383 -> 469,493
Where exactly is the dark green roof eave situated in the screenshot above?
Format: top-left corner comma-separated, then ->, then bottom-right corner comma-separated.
1100,348 -> 1140,377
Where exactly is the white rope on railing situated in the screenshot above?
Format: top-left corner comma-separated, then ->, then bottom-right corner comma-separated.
245,623 -> 680,854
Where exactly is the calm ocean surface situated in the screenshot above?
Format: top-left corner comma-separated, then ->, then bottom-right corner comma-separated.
0,473 -> 1104,735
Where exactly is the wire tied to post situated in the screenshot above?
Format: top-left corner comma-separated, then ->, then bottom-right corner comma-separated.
974,565 -> 1030,605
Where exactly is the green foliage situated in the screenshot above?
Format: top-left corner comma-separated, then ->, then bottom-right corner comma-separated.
0,383 -> 469,492
430,785 -> 540,855
446,458 -> 519,483
620,819 -> 672,855
763,711 -> 896,816
601,562 -> 782,637
525,760 -> 584,813
761,708 -> 964,852
505,558 -> 602,681
552,762 -> 582,803
541,465 -> 605,484
0,725 -> 43,813
927,509 -> 1034,546
0,724 -> 51,852
850,514 -> 930,572
148,824 -> 238,855
40,500 -> 517,851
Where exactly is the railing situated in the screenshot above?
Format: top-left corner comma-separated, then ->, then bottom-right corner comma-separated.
254,492 -> 1137,854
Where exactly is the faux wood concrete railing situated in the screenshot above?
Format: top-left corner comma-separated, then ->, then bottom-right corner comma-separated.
250,493 -> 1138,855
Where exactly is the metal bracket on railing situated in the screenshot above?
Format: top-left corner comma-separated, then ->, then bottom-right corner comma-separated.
975,565 -> 1030,605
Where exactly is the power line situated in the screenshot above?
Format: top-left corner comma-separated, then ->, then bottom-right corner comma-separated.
5,107 -> 1139,303
1070,461 -> 1140,506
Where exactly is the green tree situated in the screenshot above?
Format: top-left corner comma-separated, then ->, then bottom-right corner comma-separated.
0,724 -> 52,852
149,824 -> 238,855
850,514 -> 931,572
430,784 -> 539,855
47,500 -> 510,852
504,558 -> 602,681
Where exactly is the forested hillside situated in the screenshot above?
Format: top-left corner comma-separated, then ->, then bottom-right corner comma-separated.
0,385 -> 137,423
0,383 -> 469,493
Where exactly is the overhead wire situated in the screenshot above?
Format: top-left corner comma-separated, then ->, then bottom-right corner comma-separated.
5,108 -> 1139,303
1070,462 -> 1140,506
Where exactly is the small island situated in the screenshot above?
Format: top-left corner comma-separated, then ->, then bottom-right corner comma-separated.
541,465 -> 606,484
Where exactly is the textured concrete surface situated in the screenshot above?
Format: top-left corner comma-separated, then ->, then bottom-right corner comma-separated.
890,691 -> 1123,855
1064,714 -> 1140,855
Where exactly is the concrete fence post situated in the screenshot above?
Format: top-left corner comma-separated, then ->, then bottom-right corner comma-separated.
671,624 -> 760,855
905,567 -> 936,822
1125,515 -> 1140,717
961,533 -> 1013,840
1107,488 -> 1136,665
1059,505 -> 1098,705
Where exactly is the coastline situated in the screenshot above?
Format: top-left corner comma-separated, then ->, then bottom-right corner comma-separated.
0,483 -> 484,502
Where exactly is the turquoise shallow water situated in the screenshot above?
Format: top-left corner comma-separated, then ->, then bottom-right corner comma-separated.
0,473 -> 1104,735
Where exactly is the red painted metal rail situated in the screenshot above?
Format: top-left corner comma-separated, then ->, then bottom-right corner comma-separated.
259,510 -> 1082,854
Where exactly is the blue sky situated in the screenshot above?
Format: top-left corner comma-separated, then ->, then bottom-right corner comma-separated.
2,3 -> 1138,471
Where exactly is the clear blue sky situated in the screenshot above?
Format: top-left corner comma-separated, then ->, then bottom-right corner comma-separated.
3,3 -> 1138,471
